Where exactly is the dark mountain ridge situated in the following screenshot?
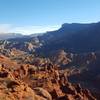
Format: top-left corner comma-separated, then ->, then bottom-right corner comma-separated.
37,22 -> 100,56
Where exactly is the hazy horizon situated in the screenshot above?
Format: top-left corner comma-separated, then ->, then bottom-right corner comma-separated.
0,0 -> 100,35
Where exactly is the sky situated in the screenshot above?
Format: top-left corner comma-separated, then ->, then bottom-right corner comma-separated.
0,0 -> 100,35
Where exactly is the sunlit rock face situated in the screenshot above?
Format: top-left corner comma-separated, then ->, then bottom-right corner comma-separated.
0,54 -> 96,100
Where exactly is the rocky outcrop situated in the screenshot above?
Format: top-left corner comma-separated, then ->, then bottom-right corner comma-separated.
0,54 -> 97,100
52,50 -> 71,67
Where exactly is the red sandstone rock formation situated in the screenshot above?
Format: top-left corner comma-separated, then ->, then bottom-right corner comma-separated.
0,54 -> 97,100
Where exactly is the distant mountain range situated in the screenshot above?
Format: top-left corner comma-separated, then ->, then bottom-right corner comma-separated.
1,21 -> 100,55
0,33 -> 23,40
37,22 -> 100,56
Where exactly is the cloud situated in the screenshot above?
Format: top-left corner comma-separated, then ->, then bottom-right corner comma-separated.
0,24 -> 60,35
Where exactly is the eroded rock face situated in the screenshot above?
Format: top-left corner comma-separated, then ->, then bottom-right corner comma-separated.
34,87 -> 52,100
52,50 -> 71,66
0,74 -> 51,100
0,54 -> 96,100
